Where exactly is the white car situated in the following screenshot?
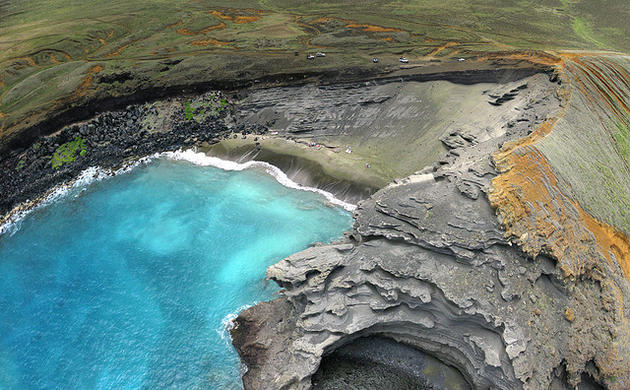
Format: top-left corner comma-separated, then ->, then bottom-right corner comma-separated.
307,54 -> 315,60
458,58 -> 466,62
399,57 -> 409,63
316,52 -> 326,57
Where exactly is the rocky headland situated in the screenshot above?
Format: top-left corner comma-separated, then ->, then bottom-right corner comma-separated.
3,2 -> 630,389
230,57 -> 630,389
1,56 -> 629,390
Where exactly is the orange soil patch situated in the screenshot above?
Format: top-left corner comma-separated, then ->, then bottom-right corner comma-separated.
176,22 -> 226,36
380,37 -> 394,42
581,208 -> 630,281
427,41 -> 457,57
0,112 -> 5,118
345,23 -> 402,33
105,44 -> 129,58
477,50 -> 564,67
98,38 -> 106,45
72,65 -> 103,98
490,55 -> 630,282
189,38 -> 230,47
210,10 -> 260,24
233,16 -> 260,24
491,132 -> 630,282
10,57 -> 38,68
166,20 -> 183,29
311,17 -> 333,24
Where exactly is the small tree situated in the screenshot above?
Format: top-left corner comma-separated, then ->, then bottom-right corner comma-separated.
185,102 -> 194,120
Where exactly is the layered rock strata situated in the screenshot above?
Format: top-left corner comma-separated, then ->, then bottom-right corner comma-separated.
0,92 -> 241,219
232,70 -> 629,389
490,55 -> 630,385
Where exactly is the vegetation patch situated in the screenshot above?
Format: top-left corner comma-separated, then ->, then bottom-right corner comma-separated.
51,136 -> 86,169
613,121 -> 630,166
571,17 -> 606,49
185,102 -> 194,120
184,94 -> 229,123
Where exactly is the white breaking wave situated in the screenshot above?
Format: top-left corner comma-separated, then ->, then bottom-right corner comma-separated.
161,149 -> 357,212
0,157 -> 153,237
216,302 -> 257,379
0,149 -> 356,237
217,302 -> 257,345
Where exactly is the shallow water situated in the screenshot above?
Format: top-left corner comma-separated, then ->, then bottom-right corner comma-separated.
0,159 -> 352,389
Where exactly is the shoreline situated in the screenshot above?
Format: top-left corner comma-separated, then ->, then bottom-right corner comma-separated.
201,134 -> 382,204
0,148 -> 357,237
0,62 -> 551,220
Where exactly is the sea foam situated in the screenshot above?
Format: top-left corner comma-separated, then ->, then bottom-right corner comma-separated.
0,149 -> 356,237
161,149 -> 357,212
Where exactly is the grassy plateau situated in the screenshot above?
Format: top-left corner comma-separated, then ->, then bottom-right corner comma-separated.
1,0 -> 629,151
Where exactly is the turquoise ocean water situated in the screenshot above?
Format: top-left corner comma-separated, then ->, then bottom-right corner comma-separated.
0,157 -> 352,389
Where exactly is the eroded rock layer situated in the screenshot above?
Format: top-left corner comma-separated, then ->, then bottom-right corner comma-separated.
231,70 -> 630,389
490,55 -> 630,386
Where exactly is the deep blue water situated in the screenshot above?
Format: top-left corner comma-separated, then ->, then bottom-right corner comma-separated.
0,159 -> 351,389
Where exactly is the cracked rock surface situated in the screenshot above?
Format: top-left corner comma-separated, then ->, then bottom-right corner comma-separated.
231,72 -> 623,389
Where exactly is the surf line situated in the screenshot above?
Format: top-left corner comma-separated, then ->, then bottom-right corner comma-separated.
0,149 -> 356,236
162,149 -> 358,212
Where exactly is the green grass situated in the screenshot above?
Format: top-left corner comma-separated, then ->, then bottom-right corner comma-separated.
183,95 -> 229,123
184,102 -> 194,120
571,17 -> 607,49
1,0 -> 630,146
613,121 -> 630,166
51,136 -> 87,169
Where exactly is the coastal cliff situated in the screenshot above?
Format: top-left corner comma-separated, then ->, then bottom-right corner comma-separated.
2,54 -> 628,389
3,1 -> 630,389
231,60 -> 630,389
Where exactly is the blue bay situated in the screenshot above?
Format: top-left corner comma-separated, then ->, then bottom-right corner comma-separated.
0,159 -> 352,389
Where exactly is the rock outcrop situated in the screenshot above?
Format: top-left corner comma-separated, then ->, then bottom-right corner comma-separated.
0,92 -> 237,219
232,69 -> 630,389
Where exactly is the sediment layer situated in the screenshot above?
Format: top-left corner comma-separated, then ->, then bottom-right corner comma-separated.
489,54 -> 630,385
0,92 -> 235,218
230,70 -> 630,389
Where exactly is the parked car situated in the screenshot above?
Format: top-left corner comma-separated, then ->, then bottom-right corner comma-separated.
307,54 -> 315,60
316,52 -> 326,57
399,57 -> 409,63
373,57 -> 379,63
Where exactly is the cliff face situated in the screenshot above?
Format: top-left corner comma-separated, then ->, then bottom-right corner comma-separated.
490,55 -> 630,385
230,69 -> 630,389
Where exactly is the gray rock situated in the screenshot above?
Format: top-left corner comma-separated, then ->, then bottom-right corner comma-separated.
231,72 -> 620,390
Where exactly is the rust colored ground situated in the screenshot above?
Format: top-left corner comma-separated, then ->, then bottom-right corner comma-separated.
210,10 -> 260,24
72,65 -> 103,98
166,20 -> 183,29
105,44 -> 130,58
345,23 -> 402,33
427,41 -> 457,56
189,38 -> 230,47
477,50 -> 563,67
490,55 -> 630,283
176,22 -> 226,36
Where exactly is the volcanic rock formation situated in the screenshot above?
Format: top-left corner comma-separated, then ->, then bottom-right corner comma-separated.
232,65 -> 630,389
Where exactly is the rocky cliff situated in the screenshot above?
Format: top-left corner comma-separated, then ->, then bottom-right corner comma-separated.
232,64 -> 630,389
